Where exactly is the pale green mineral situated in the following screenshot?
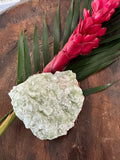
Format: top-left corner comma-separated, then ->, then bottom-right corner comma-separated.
9,71 -> 84,140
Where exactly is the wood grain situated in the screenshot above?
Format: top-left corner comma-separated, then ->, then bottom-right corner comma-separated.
0,0 -> 120,160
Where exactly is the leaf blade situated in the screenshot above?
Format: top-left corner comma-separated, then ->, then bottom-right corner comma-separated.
63,0 -> 74,46
66,43 -> 120,81
71,0 -> 81,33
0,112 -> 16,136
83,79 -> 120,96
81,0 -> 89,18
17,30 -> 24,84
100,34 -> 120,45
33,25 -> 41,73
87,0 -> 93,11
24,35 -> 32,79
0,109 -> 13,124
53,3 -> 60,55
42,17 -> 50,67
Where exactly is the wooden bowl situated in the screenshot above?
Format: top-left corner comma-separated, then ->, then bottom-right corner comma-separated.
0,0 -> 120,159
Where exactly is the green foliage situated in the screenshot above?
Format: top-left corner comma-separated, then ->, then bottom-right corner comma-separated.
53,4 -> 60,55
33,25 -> 41,73
24,35 -> 32,79
0,109 -> 13,124
17,30 -> 24,84
83,80 -> 120,96
71,0 -> 81,33
63,0 -> 74,46
87,0 -> 93,11
100,34 -> 120,45
42,17 -> 50,67
81,0 -> 89,18
66,44 -> 120,81
0,112 -> 16,136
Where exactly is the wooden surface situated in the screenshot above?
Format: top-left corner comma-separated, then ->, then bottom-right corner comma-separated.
0,0 -> 120,160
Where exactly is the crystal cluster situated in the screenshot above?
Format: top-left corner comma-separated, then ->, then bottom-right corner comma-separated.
9,71 -> 84,140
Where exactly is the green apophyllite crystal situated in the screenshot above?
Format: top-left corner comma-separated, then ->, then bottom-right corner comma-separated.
9,70 -> 84,140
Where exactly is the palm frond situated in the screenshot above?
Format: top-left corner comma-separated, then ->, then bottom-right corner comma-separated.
0,112 -> 16,136
17,30 -> 24,84
53,3 -> 60,55
87,0 -> 93,11
24,35 -> 32,79
42,17 -> 50,67
81,0 -> 89,18
62,0 -> 74,46
100,34 -> 120,45
33,25 -> 41,73
83,79 -> 120,96
105,22 -> 120,35
66,45 -> 120,81
71,0 -> 81,33
0,109 -> 13,124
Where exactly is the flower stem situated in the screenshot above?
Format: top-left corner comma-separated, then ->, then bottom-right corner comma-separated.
0,111 -> 16,136
0,109 -> 13,124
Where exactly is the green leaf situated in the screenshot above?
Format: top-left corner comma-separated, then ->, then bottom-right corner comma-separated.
33,25 -> 41,73
91,39 -> 120,55
83,79 -> 120,96
0,112 -> 16,136
53,3 -> 60,55
76,59 -> 116,81
83,0 -> 89,9
100,34 -> 120,45
42,17 -> 50,67
105,21 -> 120,35
67,39 -> 120,69
71,0 -> 81,33
87,0 -> 93,11
81,0 -> 89,18
66,43 -> 120,81
0,109 -> 13,124
63,0 -> 74,46
103,9 -> 120,34
24,35 -> 32,79
17,30 -> 24,84
105,8 -> 120,24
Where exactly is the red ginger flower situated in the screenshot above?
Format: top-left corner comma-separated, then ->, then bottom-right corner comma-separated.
43,0 -> 120,73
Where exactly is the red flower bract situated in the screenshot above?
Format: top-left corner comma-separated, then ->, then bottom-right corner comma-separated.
43,0 -> 120,73
92,0 -> 120,23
